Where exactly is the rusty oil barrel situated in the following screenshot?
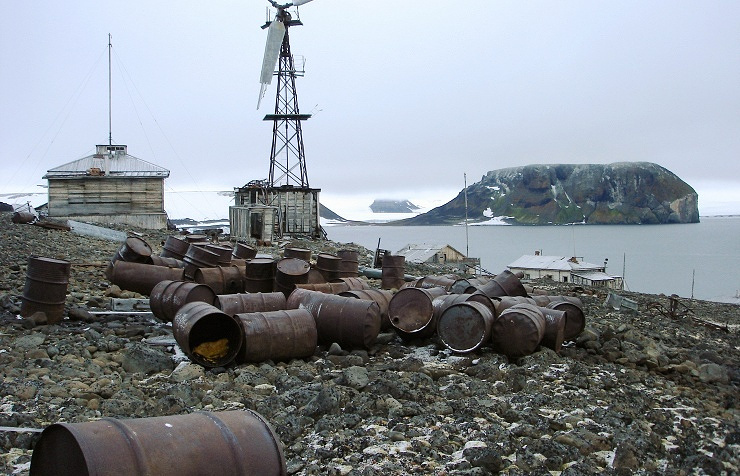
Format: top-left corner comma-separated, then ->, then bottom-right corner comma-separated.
540,305 -> 567,353
114,236 -> 153,264
478,269 -> 527,298
29,409 -> 287,476
184,234 -> 209,243
150,255 -> 184,268
244,257 -> 277,293
437,301 -> 495,353
462,276 -> 492,294
233,241 -> 258,260
315,253 -> 342,282
194,265 -> 246,295
216,292 -> 287,316
388,286 -> 447,339
182,244 -> 220,280
274,258 -> 311,297
286,288 -> 381,350
20,256 -> 71,324
206,244 -> 234,267
160,235 -> 190,259
432,292 -> 497,322
337,277 -> 370,290
337,249 -> 360,278
109,261 -> 185,296
450,278 -> 472,294
491,303 -> 546,359
235,309 -> 317,364
173,301 -> 243,367
12,211 -> 35,224
149,280 -> 217,322
339,288 -> 394,331
283,247 -> 312,262
531,295 -> 585,341
381,254 -> 406,290
416,275 -> 457,291
295,282 -> 351,294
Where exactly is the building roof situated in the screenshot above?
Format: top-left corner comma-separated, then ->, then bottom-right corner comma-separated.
44,145 -> 170,179
396,243 -> 464,263
507,255 -> 604,272
571,270 -> 621,282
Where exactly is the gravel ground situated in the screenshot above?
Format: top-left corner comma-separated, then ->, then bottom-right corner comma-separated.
0,213 -> 738,475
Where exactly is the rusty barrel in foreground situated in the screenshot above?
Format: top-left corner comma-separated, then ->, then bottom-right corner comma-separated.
315,253 -> 342,282
109,261 -> 185,296
160,235 -> 190,259
149,280 -> 217,323
381,254 -> 406,290
491,303 -> 546,359
283,247 -> 311,262
388,286 -> 447,339
337,249 -> 360,278
339,288 -> 394,331
287,288 -> 381,350
235,309 -> 317,364
477,270 -> 528,298
274,258 -> 311,297
437,301 -> 495,353
295,282 -> 351,294
173,301 -> 243,367
29,409 -> 286,476
20,256 -> 71,324
194,265 -> 246,295
216,292 -> 287,316
233,241 -> 258,260
182,245 -> 220,280
531,295 -> 585,341
540,305 -> 567,353
244,257 -> 277,293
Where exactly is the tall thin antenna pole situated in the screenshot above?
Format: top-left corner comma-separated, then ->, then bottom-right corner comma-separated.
108,33 -> 112,146
464,173 -> 469,257
691,269 -> 695,299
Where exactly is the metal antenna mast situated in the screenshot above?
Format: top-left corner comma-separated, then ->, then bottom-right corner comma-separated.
260,2 -> 312,188
108,33 -> 112,146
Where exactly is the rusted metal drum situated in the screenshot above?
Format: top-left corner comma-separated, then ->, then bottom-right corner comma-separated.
194,265 -> 246,295
437,301 -> 495,353
491,303 -> 546,359
233,241 -> 257,260
216,292 -> 287,316
337,249 -> 360,278
160,235 -> 190,259
206,244 -> 233,267
184,234 -> 209,243
416,275 -> 456,291
149,280 -> 217,323
182,245 -> 220,280
462,276 -> 492,294
235,309 -> 317,364
450,278 -> 472,294
149,255 -> 184,268
29,409 -> 287,476
173,301 -> 243,367
20,256 -> 71,324
306,268 -> 326,284
432,293 -> 497,322
493,295 -> 536,313
531,295 -> 585,341
296,282 -> 351,294
109,261 -> 185,296
274,258 -> 311,297
283,247 -> 312,261
381,254 -> 406,290
540,305 -> 567,353
11,211 -> 35,224
388,287 -> 447,337
339,288 -> 394,331
115,236 -> 153,264
287,288 -> 381,350
337,277 -> 370,290
244,257 -> 277,293
478,270 -> 528,298
315,253 -> 342,282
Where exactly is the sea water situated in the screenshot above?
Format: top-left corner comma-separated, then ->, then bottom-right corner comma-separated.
325,216 -> 740,304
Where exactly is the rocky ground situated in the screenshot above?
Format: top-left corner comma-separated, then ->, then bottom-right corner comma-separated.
0,212 -> 738,475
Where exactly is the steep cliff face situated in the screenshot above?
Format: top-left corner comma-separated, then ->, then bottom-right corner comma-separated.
404,162 -> 699,225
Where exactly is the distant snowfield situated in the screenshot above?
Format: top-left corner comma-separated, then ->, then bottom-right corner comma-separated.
2,182 -> 739,223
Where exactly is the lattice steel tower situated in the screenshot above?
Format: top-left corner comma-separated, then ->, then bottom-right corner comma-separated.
258,1 -> 313,188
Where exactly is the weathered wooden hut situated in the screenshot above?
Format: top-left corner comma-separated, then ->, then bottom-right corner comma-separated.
396,243 -> 481,273
230,181 -> 321,244
43,144 -> 170,229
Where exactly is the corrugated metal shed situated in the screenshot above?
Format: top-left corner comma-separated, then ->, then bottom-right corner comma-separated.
43,145 -> 169,179
571,270 -> 618,282
507,255 -> 603,272
396,243 -> 467,264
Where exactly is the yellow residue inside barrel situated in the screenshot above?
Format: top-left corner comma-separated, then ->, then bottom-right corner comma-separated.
193,338 -> 229,363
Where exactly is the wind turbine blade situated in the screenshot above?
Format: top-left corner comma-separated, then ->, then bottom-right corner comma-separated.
259,20 -> 285,86
292,0 -> 315,5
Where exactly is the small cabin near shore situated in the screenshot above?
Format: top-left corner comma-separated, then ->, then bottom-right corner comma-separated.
508,253 -> 623,289
396,243 -> 481,273
43,144 -> 170,229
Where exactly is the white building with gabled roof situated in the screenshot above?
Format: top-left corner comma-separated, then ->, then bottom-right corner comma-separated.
508,253 -> 623,289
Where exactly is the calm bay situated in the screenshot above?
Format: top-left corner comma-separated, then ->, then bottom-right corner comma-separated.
325,216 -> 740,304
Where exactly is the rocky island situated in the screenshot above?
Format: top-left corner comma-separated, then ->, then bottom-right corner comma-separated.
401,162 -> 699,225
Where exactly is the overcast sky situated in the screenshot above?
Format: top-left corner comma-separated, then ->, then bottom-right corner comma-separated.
2,0 -> 739,215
